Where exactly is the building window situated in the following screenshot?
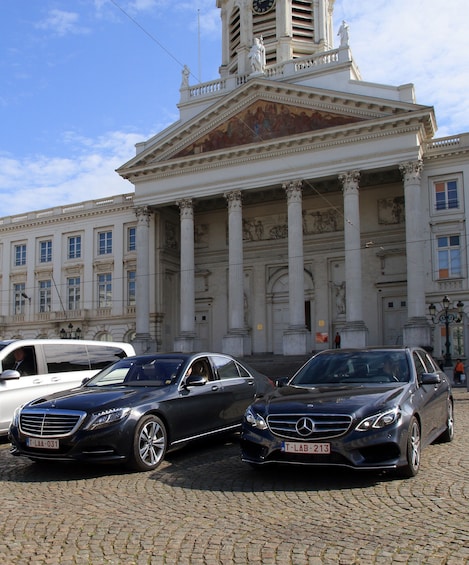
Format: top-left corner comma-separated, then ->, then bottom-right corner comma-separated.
435,179 -> 459,211
128,270 -> 136,306
13,283 -> 26,314
98,273 -> 112,307
68,236 -> 82,259
14,244 -> 27,267
39,240 -> 52,263
437,235 -> 461,278
127,227 -> 136,252
98,231 -> 113,255
67,277 -> 81,310
39,280 -> 52,312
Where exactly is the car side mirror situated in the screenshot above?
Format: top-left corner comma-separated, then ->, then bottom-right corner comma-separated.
0,369 -> 21,381
419,372 -> 441,386
185,374 -> 207,387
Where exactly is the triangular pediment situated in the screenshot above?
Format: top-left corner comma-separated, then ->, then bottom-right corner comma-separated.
118,79 -> 434,178
172,100 -> 364,158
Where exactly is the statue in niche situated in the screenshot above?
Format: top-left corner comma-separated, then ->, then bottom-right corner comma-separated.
165,222 -> 177,250
333,282 -> 346,316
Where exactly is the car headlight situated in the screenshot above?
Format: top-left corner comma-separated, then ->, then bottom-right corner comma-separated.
84,408 -> 131,431
244,406 -> 268,430
10,405 -> 24,428
356,408 -> 400,432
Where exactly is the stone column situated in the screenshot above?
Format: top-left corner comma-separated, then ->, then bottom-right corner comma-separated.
133,206 -> 156,354
283,180 -> 308,355
400,160 -> 431,347
338,171 -> 368,347
222,190 -> 250,356
174,198 -> 196,353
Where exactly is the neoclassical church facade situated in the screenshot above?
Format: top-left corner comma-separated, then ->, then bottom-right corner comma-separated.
1,0 -> 469,363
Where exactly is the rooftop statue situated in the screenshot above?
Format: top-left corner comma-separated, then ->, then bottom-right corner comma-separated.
337,20 -> 350,47
249,36 -> 266,74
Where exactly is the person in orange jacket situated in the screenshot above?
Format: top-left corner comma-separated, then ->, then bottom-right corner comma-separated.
453,358 -> 465,384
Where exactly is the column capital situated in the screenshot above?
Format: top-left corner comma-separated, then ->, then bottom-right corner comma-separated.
399,160 -> 423,184
224,190 -> 242,210
176,198 -> 193,219
135,206 -> 152,226
283,180 -> 303,203
338,171 -> 360,194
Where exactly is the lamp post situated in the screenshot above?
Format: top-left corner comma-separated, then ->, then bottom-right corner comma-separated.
429,296 -> 464,367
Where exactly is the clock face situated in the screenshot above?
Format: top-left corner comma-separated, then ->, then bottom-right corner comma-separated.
252,0 -> 276,15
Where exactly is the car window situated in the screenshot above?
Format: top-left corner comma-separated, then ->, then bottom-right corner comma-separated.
187,358 -> 214,381
43,343 -> 90,373
88,358 -> 185,387
422,351 -> 440,372
3,346 -> 37,376
86,345 -> 129,370
212,356 -> 240,380
412,352 -> 427,379
292,351 -> 409,385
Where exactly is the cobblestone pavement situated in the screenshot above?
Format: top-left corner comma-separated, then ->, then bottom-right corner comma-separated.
1,390 -> 469,565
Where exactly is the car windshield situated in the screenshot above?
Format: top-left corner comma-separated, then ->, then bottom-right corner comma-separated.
86,358 -> 186,387
291,351 -> 410,386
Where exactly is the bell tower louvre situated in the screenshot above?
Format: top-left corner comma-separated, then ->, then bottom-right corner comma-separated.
217,0 -> 335,76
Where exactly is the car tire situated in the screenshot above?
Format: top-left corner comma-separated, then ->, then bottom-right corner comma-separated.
436,399 -> 454,443
397,416 -> 421,478
128,414 -> 167,472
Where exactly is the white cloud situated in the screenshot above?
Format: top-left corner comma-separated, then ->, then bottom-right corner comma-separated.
35,9 -> 90,36
0,131 -> 145,217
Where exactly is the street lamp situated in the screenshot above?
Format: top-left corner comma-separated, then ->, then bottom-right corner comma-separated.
429,296 -> 464,367
60,323 -> 82,339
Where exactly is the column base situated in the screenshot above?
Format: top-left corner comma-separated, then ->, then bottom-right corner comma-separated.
403,317 -> 431,348
283,327 -> 308,356
132,334 -> 157,355
174,334 -> 196,353
222,331 -> 252,357
340,321 -> 368,348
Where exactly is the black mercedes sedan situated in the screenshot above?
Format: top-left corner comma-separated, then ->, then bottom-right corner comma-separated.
240,347 -> 454,478
9,353 -> 274,472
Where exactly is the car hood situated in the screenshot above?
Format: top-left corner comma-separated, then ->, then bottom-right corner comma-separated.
25,385 -> 172,412
261,384 -> 409,415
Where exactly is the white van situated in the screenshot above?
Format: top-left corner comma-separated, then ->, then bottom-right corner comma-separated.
0,339 -> 136,435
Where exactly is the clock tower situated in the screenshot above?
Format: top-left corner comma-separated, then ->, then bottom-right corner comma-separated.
216,0 -> 335,76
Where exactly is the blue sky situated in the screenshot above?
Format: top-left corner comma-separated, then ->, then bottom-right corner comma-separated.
1,0 -> 468,216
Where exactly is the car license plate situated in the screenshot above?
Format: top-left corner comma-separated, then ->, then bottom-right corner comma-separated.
27,437 -> 59,450
282,442 -> 330,454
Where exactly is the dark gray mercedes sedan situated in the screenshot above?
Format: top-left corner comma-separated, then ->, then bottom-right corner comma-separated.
240,347 -> 454,478
9,353 -> 274,472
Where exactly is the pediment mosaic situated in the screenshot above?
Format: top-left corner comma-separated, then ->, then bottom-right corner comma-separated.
174,100 -> 364,158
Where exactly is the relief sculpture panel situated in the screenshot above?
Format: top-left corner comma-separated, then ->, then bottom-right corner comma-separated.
242,207 -> 343,241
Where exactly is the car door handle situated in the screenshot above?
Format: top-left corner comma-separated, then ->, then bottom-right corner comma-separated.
51,377 -> 61,382
211,385 -> 220,391
33,379 -> 43,384
247,379 -> 254,386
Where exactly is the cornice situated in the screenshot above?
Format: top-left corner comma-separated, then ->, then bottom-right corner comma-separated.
123,118 -> 427,183
0,201 -> 136,234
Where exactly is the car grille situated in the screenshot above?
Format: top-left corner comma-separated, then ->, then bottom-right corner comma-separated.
267,413 -> 352,440
19,410 -> 86,437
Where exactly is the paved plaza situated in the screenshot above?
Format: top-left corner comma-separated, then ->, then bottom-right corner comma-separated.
1,389 -> 469,565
